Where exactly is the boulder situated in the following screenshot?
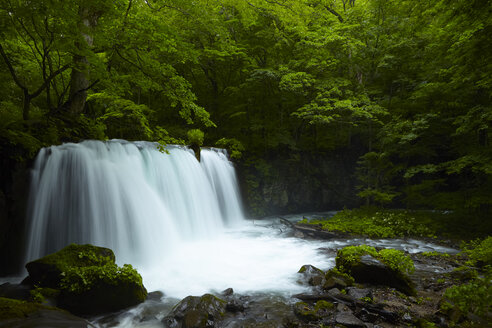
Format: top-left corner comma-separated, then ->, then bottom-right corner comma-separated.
24,244 -> 147,315
162,294 -> 226,328
25,244 -> 114,288
347,255 -> 416,296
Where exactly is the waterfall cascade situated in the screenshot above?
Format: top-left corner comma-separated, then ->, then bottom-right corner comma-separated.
25,140 -> 245,267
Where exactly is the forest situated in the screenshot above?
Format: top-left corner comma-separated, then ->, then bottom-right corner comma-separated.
1,0 -> 491,216
0,0 -> 491,327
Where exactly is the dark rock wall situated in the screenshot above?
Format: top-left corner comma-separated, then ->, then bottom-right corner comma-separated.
236,149 -> 361,217
0,158 -> 31,275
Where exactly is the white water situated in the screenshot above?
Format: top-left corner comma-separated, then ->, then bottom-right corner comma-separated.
25,140 -> 243,268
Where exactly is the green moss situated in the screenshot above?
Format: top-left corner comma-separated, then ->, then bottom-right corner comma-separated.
301,208 -> 439,238
335,245 -> 378,270
324,267 -> 355,286
0,297 -> 58,320
29,288 -> 60,303
421,251 -> 451,258
30,243 -> 115,273
60,263 -> 143,293
314,300 -> 334,311
378,249 -> 415,274
336,245 -> 414,275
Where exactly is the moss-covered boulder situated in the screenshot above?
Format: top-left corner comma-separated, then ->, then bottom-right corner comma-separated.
25,244 -> 115,288
335,245 -> 416,295
24,244 -> 147,315
162,294 -> 226,328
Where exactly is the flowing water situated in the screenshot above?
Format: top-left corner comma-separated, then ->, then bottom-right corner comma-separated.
23,140 -> 458,327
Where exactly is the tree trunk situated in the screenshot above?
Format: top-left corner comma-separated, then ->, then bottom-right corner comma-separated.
68,6 -> 97,115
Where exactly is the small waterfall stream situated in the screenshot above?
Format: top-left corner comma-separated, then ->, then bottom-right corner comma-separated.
25,140 -> 244,267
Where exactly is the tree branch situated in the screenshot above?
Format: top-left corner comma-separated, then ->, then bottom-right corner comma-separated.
0,43 -> 28,92
31,63 -> 71,98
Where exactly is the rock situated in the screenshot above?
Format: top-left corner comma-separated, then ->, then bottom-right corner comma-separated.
147,291 -> 164,301
221,288 -> 234,296
347,288 -> 371,300
335,311 -> 365,327
293,300 -> 334,322
293,224 -> 339,239
24,244 -> 147,315
25,244 -> 115,288
343,254 -> 416,295
324,268 -> 354,290
162,294 -> 226,328
0,297 -> 92,328
225,300 -> 244,313
0,283 -> 31,301
298,265 -> 325,287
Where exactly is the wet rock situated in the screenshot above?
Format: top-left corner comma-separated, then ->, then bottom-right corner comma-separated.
162,294 -> 226,328
221,288 -> 234,296
225,300 -> 244,313
347,288 -> 371,300
335,311 -> 365,327
293,300 -> 335,322
324,268 -> 354,290
298,265 -> 325,287
147,291 -> 164,301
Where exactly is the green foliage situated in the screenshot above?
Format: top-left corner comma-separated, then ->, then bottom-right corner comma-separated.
187,129 -> 205,146
215,138 -> 245,159
303,209 -> 437,238
462,237 -> 492,268
60,263 -> 142,294
441,267 -> 492,323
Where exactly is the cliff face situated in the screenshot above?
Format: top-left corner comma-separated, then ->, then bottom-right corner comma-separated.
237,150 -> 361,217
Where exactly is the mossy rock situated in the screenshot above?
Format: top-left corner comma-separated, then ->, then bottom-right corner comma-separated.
323,268 -> 354,290
335,245 -> 416,295
24,244 -> 147,315
0,297 -> 46,320
0,297 -> 89,327
25,244 -> 115,288
163,293 -> 226,328
293,300 -> 334,322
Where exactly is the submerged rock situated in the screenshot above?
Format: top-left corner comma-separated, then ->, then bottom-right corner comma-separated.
24,244 -> 147,315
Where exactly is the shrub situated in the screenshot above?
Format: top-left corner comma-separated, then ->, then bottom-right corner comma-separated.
187,129 -> 204,146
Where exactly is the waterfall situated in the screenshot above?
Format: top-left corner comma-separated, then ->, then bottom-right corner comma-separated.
24,140 -> 245,267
